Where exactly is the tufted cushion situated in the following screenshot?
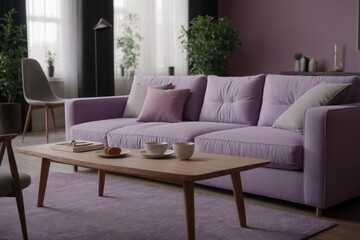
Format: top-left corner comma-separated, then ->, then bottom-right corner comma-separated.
133,75 -> 207,121
258,74 -> 360,126
199,75 -> 266,125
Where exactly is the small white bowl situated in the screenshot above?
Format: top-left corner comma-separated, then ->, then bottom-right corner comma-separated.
173,142 -> 195,160
144,142 -> 168,155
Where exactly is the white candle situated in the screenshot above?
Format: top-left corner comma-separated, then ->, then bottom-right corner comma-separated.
334,44 -> 337,54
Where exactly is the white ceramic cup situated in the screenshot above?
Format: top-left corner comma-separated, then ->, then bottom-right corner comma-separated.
173,142 -> 195,160
144,142 -> 168,155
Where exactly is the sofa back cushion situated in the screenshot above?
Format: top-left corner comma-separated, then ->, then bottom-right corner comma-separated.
258,74 -> 360,126
199,75 -> 266,125
133,75 -> 207,121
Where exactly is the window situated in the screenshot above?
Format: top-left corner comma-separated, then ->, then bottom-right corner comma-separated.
26,0 -> 62,74
26,0 -> 78,97
114,0 -> 188,94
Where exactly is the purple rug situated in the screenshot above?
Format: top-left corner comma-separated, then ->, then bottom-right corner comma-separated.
0,172 -> 335,240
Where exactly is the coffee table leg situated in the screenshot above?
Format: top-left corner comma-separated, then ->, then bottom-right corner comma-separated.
98,170 -> 106,197
37,158 -> 51,207
231,172 -> 247,227
183,181 -> 195,240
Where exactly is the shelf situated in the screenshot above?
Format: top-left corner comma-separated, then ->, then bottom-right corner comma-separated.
280,71 -> 360,77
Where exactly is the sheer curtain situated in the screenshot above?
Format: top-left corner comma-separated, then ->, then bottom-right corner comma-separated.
25,0 -> 78,98
114,0 -> 188,95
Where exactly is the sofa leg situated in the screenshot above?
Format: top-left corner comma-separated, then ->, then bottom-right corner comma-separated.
316,208 -> 323,217
73,165 -> 78,172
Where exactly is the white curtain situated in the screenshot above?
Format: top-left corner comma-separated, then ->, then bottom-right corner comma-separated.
25,0 -> 78,98
114,0 -> 188,95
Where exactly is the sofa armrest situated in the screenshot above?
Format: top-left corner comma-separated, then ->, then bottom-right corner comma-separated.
303,103 -> 360,208
65,96 -> 128,140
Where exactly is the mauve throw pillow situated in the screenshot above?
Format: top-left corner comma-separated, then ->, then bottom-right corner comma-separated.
137,88 -> 190,123
123,83 -> 172,118
273,83 -> 351,134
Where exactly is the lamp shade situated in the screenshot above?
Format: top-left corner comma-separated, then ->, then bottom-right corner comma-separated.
94,18 -> 112,30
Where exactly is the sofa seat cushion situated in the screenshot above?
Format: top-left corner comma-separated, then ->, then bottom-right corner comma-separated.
70,118 -> 141,145
258,74 -> 360,126
195,126 -> 304,170
199,74 -> 265,125
107,121 -> 244,149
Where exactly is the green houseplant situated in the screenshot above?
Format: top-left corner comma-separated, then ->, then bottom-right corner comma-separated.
179,15 -> 240,76
0,9 -> 27,103
0,9 -> 27,133
116,13 -> 143,79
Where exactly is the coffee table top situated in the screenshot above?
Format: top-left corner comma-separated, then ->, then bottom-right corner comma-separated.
17,144 -> 269,182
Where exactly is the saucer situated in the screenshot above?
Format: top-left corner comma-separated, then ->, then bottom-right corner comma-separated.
140,149 -> 174,159
95,150 -> 130,158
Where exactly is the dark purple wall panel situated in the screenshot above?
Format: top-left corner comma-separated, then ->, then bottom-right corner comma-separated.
218,0 -> 359,75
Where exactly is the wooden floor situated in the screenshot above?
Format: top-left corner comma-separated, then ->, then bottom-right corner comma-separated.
7,130 -> 360,239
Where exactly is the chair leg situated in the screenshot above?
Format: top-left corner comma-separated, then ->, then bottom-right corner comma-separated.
15,190 -> 28,240
45,105 -> 49,143
6,138 -> 28,240
21,106 -> 33,143
50,107 -> 57,133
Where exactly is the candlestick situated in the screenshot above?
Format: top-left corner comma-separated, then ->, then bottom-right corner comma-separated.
333,44 -> 338,70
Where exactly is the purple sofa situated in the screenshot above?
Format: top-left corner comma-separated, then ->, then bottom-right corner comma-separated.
65,74 -> 360,214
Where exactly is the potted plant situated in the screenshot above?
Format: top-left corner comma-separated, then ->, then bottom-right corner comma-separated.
179,15 -> 240,76
116,13 -> 143,80
46,50 -> 55,77
0,9 -> 27,133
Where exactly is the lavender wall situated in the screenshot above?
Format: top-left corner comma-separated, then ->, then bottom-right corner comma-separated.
219,0 -> 360,75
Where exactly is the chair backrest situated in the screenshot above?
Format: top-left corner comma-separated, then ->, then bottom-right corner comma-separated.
22,58 -> 60,103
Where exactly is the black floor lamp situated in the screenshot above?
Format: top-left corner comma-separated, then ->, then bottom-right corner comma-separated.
94,18 -> 112,97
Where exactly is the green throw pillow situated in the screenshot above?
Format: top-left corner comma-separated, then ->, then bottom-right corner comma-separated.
272,83 -> 351,134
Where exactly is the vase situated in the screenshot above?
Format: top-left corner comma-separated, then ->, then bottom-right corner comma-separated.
308,58 -> 318,72
294,60 -> 300,72
300,57 -> 309,72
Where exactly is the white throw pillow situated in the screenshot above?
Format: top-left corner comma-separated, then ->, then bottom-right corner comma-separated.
273,83 -> 351,134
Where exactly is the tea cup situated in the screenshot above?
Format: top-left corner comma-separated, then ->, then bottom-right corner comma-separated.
173,142 -> 195,160
144,142 -> 168,155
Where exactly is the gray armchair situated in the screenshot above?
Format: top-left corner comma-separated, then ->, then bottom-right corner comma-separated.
21,58 -> 64,143
0,134 -> 31,240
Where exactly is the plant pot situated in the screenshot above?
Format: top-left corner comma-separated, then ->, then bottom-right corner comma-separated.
48,66 -> 54,78
168,66 -> 175,75
0,103 -> 21,134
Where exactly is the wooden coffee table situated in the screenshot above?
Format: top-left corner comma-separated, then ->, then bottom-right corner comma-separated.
17,144 -> 269,240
